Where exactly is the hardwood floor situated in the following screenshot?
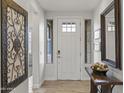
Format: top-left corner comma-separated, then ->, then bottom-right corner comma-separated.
33,80 -> 90,93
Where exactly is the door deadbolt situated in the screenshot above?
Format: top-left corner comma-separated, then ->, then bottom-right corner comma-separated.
58,50 -> 60,54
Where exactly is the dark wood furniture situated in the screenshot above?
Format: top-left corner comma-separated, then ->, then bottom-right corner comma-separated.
85,67 -> 123,93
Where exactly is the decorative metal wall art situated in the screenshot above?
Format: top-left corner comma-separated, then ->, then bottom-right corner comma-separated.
1,0 -> 28,93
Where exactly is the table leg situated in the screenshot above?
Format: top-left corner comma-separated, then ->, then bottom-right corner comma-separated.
101,85 -> 112,93
90,79 -> 97,93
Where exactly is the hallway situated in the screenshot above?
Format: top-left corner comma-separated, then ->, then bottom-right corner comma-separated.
33,80 -> 90,93
0,0 -> 123,93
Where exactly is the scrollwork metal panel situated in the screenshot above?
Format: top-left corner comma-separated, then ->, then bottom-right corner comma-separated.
1,0 -> 28,93
7,6 -> 25,83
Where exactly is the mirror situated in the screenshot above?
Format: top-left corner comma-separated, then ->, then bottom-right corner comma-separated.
105,8 -> 115,62
101,0 -> 121,69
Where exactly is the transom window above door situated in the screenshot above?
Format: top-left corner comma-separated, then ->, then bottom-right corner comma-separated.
62,23 -> 76,32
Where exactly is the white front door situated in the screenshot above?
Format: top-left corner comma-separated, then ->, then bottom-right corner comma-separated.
57,18 -> 81,80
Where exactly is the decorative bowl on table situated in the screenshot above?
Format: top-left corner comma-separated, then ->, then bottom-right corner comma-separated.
91,62 -> 109,76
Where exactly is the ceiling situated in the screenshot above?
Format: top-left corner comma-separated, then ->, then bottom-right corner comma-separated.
37,0 -> 101,12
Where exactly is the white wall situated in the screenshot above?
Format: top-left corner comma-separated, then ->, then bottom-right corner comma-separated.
29,0 -> 46,89
93,0 -> 123,93
10,79 -> 28,93
44,11 -> 94,80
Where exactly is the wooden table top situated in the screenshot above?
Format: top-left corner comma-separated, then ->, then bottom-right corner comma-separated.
85,67 -> 123,86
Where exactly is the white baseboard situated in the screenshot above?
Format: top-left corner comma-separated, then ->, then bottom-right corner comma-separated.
45,77 -> 57,80
33,80 -> 45,89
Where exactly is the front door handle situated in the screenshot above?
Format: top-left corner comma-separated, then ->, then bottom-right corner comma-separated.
57,50 -> 61,58
58,50 -> 60,55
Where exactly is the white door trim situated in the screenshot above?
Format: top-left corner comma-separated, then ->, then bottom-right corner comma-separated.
45,16 -> 87,80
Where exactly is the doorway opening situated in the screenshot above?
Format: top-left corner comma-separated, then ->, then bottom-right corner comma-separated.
46,20 -> 53,64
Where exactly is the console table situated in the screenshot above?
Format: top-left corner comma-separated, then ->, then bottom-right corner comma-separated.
85,67 -> 123,93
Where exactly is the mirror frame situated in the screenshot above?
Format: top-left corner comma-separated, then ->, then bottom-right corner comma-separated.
101,0 -> 121,69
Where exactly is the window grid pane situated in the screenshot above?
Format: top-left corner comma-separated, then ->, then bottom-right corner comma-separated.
62,23 -> 76,32
72,27 -> 76,32
62,27 -> 67,32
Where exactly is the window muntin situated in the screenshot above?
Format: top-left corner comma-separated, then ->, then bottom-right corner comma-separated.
62,23 -> 76,32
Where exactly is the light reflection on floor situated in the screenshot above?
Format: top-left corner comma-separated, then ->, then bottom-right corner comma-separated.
29,76 -> 33,93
